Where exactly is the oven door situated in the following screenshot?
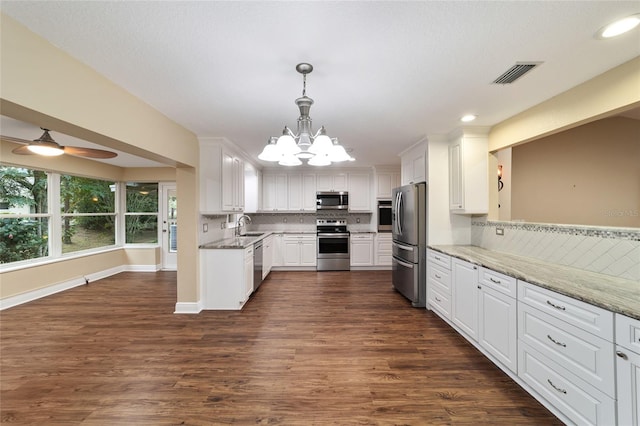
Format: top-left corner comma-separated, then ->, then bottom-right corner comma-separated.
378,201 -> 392,232
317,233 -> 350,258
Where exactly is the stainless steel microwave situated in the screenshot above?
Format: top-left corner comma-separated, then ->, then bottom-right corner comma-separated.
316,191 -> 349,210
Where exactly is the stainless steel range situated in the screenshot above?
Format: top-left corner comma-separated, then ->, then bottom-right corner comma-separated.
316,219 -> 350,271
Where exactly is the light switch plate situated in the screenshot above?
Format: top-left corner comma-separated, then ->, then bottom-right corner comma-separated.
496,228 -> 504,236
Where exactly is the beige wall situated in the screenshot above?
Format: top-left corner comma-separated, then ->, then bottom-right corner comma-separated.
1,14 -> 199,306
510,117 -> 640,227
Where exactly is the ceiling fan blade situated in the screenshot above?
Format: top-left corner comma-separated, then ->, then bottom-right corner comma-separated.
1,135 -> 32,145
63,146 -> 118,159
11,145 -> 37,155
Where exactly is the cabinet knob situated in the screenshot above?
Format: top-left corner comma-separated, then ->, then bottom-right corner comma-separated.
477,285 -> 481,289
616,351 -> 629,360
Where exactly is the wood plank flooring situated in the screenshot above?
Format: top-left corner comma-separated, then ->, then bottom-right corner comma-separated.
1,270 -> 562,425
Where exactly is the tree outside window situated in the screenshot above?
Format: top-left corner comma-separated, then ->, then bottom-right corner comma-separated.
125,183 -> 158,244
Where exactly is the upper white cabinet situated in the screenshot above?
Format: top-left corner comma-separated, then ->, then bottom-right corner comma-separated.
376,168 -> 400,199
262,173 -> 288,211
448,128 -> 489,214
347,172 -> 372,212
316,173 -> 348,192
200,138 -> 245,214
400,141 -> 427,185
288,173 -> 317,211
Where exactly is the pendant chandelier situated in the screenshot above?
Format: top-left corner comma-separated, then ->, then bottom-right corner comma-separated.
259,63 -> 354,166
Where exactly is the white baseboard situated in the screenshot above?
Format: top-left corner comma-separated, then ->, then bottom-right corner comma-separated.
174,301 -> 202,314
126,264 -> 161,272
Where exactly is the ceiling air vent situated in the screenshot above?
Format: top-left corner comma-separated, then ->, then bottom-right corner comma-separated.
492,62 -> 542,84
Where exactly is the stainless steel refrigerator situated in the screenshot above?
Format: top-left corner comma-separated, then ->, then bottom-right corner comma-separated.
392,182 -> 427,307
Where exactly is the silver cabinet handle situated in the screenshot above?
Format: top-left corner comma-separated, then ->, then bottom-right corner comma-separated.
435,296 -> 442,302
546,300 -> 566,311
435,274 -> 442,279
547,379 -> 567,394
547,335 -> 567,348
477,285 -> 482,290
489,277 -> 501,284
434,255 -> 441,261
616,351 -> 629,360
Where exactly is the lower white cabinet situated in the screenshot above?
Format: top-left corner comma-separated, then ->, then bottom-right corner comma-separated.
283,234 -> 316,267
263,235 -> 273,279
200,246 -> 254,310
451,258 -> 479,341
426,249 -> 452,320
479,285 -> 517,373
272,233 -> 284,267
375,233 -> 392,266
351,233 -> 374,266
616,314 -> 640,425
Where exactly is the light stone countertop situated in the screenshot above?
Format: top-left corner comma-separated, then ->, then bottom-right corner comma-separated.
429,245 -> 640,321
199,230 -> 319,249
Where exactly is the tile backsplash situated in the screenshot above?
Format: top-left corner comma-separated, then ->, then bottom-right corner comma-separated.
471,220 -> 640,282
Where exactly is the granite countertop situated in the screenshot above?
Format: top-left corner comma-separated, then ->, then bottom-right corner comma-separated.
429,245 -> 640,321
200,232 -> 273,249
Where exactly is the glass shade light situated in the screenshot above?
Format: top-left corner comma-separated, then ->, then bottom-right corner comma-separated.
327,138 -> 351,162
308,152 -> 331,166
27,144 -> 64,156
278,154 -> 302,166
309,134 -> 333,155
258,137 -> 282,162
276,132 -> 301,155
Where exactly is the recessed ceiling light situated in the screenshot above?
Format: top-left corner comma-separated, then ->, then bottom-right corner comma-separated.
461,114 -> 477,123
596,14 -> 640,39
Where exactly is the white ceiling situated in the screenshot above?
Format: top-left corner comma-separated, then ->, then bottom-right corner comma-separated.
1,1 -> 639,168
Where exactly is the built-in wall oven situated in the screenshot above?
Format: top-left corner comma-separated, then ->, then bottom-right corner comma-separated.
316,219 -> 350,271
377,200 -> 392,232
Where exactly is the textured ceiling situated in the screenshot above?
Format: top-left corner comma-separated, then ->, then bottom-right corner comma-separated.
1,1 -> 639,168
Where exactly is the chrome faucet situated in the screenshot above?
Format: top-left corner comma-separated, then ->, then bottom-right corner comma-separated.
235,214 -> 252,236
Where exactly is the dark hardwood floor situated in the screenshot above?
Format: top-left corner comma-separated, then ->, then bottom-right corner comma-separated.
1,270 -> 561,425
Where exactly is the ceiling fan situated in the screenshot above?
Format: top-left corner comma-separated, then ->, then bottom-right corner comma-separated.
1,128 -> 117,159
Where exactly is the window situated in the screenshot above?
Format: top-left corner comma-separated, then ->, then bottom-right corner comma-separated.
60,175 -> 116,254
0,166 -> 50,263
125,182 -> 158,244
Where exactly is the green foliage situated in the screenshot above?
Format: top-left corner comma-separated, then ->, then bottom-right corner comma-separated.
0,218 -> 48,263
61,175 -> 115,232
0,167 -> 48,213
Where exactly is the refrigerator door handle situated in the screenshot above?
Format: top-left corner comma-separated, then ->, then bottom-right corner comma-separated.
397,191 -> 403,236
393,257 -> 414,269
392,241 -> 414,252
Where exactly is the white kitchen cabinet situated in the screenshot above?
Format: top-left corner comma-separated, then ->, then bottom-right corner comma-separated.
478,269 -> 517,373
426,249 -> 452,320
262,173 -> 288,211
348,172 -> 372,212
375,233 -> 392,266
316,173 -> 348,192
263,234 -> 273,279
350,233 -> 374,266
376,169 -> 400,199
448,130 -> 489,214
283,234 -> 316,267
271,233 -> 284,267
400,142 -> 426,185
451,258 -> 479,341
616,314 -> 640,426
199,139 -> 245,214
200,246 -> 253,310
518,280 -> 616,425
288,173 -> 316,211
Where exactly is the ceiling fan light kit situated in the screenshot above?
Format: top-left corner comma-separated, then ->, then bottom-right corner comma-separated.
259,63 -> 354,166
3,128 -> 117,159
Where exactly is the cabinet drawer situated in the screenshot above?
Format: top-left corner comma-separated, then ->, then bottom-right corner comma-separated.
427,249 -> 451,270
427,287 -> 451,321
351,233 -> 373,240
616,313 -> 640,354
427,264 -> 451,295
519,343 -> 616,426
518,280 -> 614,341
284,234 -> 316,242
518,302 -> 615,397
479,267 -> 516,298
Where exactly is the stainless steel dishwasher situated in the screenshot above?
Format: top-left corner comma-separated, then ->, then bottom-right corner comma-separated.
253,240 -> 263,292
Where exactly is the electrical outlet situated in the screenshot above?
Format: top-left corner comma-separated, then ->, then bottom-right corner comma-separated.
496,228 -> 504,236
221,221 -> 225,229
283,218 -> 287,223
203,223 -> 208,233
356,217 -> 361,223
299,218 -> 304,223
